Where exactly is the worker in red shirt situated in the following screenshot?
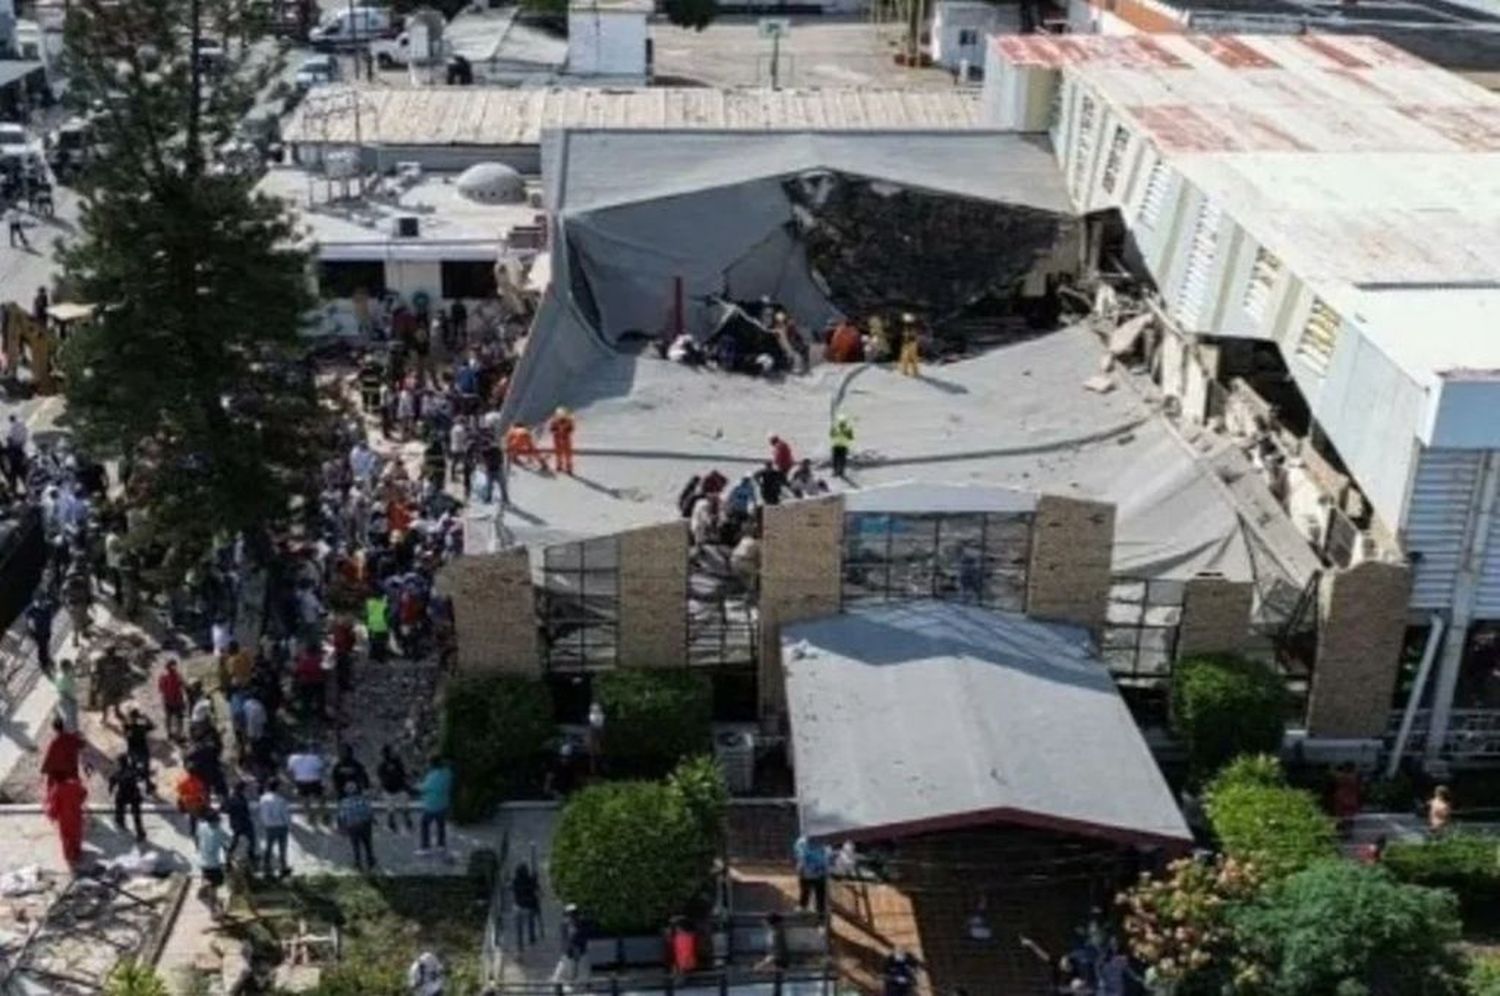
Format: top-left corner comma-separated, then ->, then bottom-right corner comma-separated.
505,424 -> 548,472
40,717 -> 84,788
294,644 -> 327,721
176,769 -> 209,836
158,658 -> 187,741
331,615 -> 357,694
47,776 -> 87,867
769,434 -> 795,476
549,407 -> 576,475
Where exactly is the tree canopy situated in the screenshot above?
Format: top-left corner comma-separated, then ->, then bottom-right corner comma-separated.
59,0 -> 326,572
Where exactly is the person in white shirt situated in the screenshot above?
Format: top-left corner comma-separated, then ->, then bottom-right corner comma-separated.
407,951 -> 446,996
257,779 -> 292,877
286,747 -> 327,826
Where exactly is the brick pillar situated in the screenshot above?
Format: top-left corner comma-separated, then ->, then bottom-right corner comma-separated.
1025,494 -> 1114,636
1306,560 -> 1412,739
618,520 -> 689,668
758,495 -> 844,723
1176,576 -> 1254,658
439,549 -> 540,676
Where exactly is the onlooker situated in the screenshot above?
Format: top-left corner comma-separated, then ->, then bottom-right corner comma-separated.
122,707 -> 155,776
417,755 -> 453,855
293,643 -> 327,721
755,912 -> 788,972
668,916 -> 698,978
177,769 -> 210,837
793,834 -> 830,915
552,904 -> 592,986
158,658 -> 187,741
332,744 -> 370,795
287,745 -> 328,825
365,589 -> 390,662
197,810 -> 229,919
378,745 -> 414,832
108,752 -> 147,843
513,861 -> 542,949
52,659 -> 79,733
25,594 -> 53,672
1429,785 -> 1453,837
258,778 -> 292,878
225,781 -> 258,867
336,781 -> 378,872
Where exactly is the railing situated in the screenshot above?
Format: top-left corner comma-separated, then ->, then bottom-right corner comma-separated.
476,968 -> 835,996
481,828 -> 513,984
1386,709 -> 1500,763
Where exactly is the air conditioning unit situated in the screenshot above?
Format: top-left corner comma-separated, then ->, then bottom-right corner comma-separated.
396,215 -> 419,238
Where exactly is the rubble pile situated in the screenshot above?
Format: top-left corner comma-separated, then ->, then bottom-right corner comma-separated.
785,172 -> 1067,331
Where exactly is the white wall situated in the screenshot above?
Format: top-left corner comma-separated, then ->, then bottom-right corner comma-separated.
932,3 -> 1013,71
568,7 -> 647,78
386,259 -> 443,301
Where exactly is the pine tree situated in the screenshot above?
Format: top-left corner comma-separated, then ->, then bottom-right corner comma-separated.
58,0 -> 327,572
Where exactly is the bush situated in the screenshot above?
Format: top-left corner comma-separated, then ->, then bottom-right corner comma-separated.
438,674 -> 555,822
1214,753 -> 1285,791
595,670 -> 712,778
1467,954 -> 1500,996
551,759 -> 726,935
1171,654 -> 1286,785
1205,764 -> 1336,880
1385,833 -> 1500,919
105,961 -> 169,996
1117,854 -> 1263,993
1232,860 -> 1461,996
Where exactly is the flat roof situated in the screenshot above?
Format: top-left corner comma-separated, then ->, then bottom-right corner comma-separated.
783,601 -> 1192,847
256,166 -> 543,259
282,85 -> 987,148
488,327 -> 1258,582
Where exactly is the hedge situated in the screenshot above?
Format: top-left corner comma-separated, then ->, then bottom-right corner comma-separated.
438,674 -> 556,822
1468,954 -> 1500,996
1205,761 -> 1337,880
1171,654 -> 1287,785
1385,833 -> 1500,920
551,759 -> 725,935
595,669 -> 713,778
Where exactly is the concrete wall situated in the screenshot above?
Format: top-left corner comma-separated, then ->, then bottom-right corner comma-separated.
618,520 -> 689,667
1175,576 -> 1253,658
385,258 -> 443,302
759,496 -> 844,723
440,549 -> 541,676
1306,560 -> 1413,738
1025,494 -> 1115,636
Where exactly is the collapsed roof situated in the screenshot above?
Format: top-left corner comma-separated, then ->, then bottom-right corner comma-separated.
783,601 -> 1192,847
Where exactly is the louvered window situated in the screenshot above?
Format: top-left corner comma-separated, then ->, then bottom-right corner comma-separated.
1296,298 -> 1341,376
1071,95 -> 1097,193
1139,161 -> 1169,227
1173,200 -> 1222,329
1242,246 -> 1282,325
1101,125 -> 1130,195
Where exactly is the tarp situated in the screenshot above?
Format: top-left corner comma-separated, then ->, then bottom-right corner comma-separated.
783,601 -> 1192,848
503,129 -> 1072,426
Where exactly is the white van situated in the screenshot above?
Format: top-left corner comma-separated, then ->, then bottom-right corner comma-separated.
309,6 -> 394,48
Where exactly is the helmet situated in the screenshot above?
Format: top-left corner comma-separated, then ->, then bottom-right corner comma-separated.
555,406 -> 569,418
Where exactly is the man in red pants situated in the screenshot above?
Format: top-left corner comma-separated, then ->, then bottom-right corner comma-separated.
548,407 -> 576,476
47,775 -> 87,867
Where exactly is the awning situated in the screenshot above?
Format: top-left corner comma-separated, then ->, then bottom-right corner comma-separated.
783,601 -> 1192,849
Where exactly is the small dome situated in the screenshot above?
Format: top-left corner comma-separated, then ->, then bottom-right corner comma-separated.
456,162 -> 525,205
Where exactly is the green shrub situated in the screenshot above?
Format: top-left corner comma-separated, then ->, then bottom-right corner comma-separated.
438,674 -> 555,822
1467,954 -> 1500,996
1205,767 -> 1337,880
1214,753 -> 1285,791
1385,833 -> 1500,918
1232,860 -> 1461,996
551,759 -> 726,935
595,669 -> 712,778
104,961 -> 169,996
1171,654 -> 1286,785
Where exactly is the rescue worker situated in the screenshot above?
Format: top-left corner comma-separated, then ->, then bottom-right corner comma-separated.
549,406 -> 576,476
830,414 -> 854,479
898,314 -> 921,377
422,432 -> 446,487
768,435 -> 794,477
47,775 -> 87,867
505,424 -> 549,472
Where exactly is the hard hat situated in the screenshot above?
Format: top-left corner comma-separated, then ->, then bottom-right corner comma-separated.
902,312 -> 916,323
555,406 -> 569,418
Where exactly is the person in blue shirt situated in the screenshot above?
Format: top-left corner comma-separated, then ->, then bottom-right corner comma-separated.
417,755 -> 454,855
793,834 -> 830,915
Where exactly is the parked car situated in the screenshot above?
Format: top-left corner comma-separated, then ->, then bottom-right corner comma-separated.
309,6 -> 396,49
294,53 -> 340,90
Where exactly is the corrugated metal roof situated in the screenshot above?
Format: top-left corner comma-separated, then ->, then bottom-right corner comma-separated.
783,601 -> 1192,846
283,85 -> 986,147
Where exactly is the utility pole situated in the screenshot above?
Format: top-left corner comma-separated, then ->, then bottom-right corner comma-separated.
187,0 -> 203,177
